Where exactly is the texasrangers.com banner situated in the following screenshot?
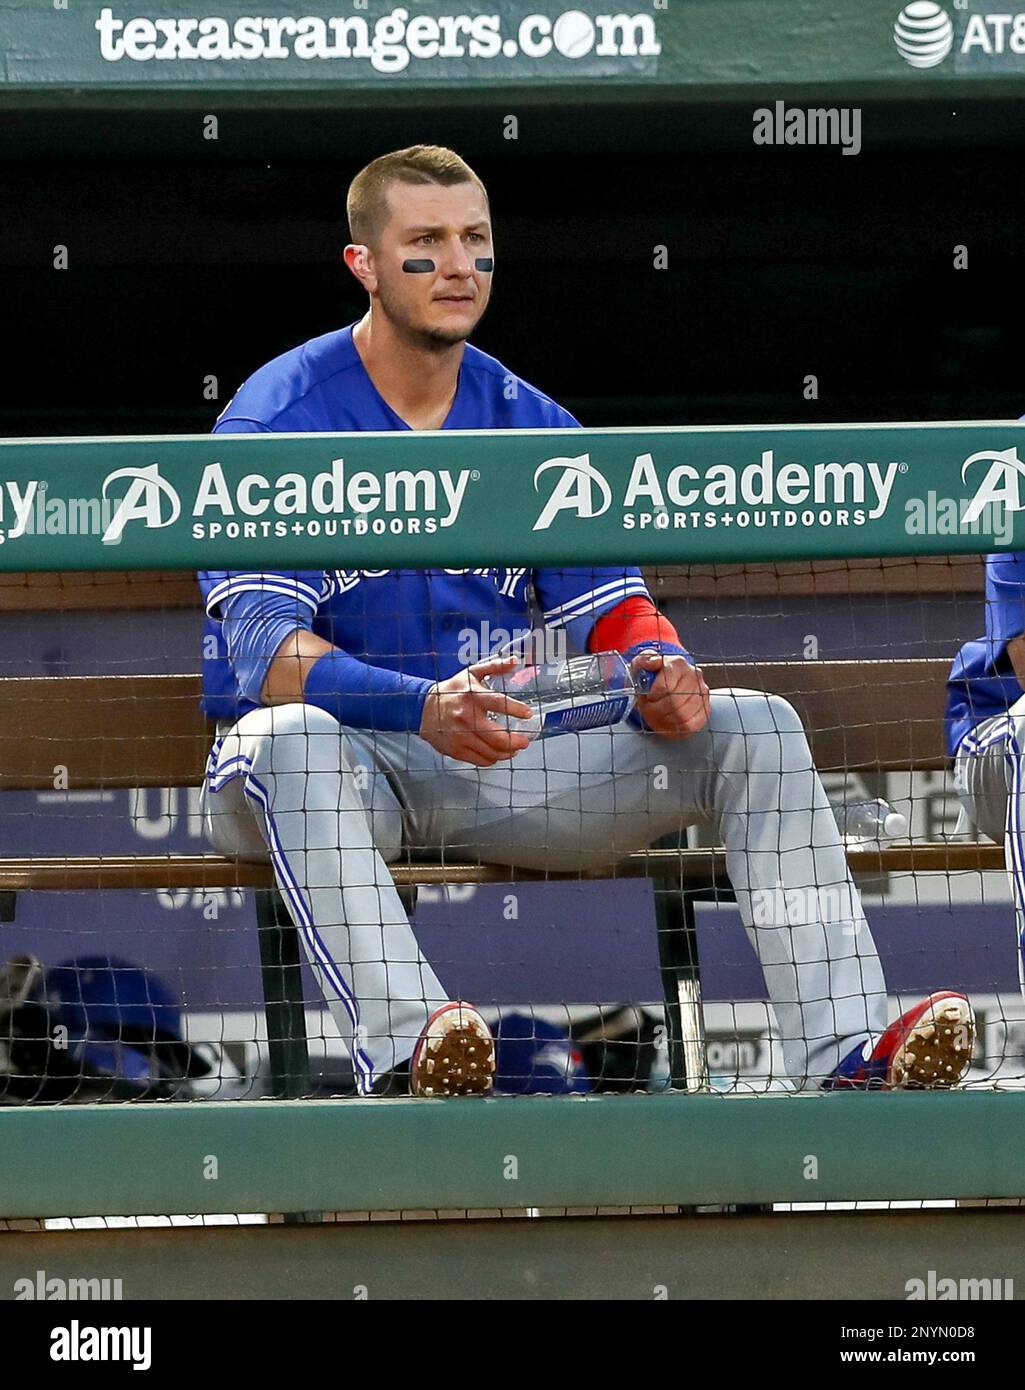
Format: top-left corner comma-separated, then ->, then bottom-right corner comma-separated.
4,0 -> 664,87
0,423 -> 1023,571
4,1 -> 1025,95
90,5 -> 661,73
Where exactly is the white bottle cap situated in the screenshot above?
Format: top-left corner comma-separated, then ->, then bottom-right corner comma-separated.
883,811 -> 909,838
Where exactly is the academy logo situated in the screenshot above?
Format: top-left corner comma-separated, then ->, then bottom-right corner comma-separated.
102,462 -> 182,545
893,2 -> 953,68
533,455 -> 612,531
188,457 -> 475,540
531,449 -> 903,532
90,456 -> 478,544
960,445 -> 1025,523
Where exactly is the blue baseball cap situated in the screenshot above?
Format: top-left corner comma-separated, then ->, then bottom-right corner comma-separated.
43,956 -> 182,1042
493,1013 -> 591,1095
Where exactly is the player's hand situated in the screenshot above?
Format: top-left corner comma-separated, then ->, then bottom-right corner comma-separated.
631,651 -> 710,739
419,656 -> 535,766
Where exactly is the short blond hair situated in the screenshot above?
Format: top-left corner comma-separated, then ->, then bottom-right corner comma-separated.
346,145 -> 489,249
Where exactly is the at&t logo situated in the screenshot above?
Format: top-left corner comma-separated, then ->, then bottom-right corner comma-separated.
893,2 -> 954,67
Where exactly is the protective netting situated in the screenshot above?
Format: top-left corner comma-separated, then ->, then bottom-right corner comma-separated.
1,553 -> 1020,1117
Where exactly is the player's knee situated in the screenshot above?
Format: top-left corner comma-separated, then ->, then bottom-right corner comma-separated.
727,691 -> 811,769
723,690 -> 804,737
265,702 -> 341,738
233,701 -> 341,739
239,702 -> 346,775
763,692 -> 804,735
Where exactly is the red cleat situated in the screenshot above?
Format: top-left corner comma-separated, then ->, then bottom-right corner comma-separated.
825,991 -> 975,1090
409,1001 -> 496,1097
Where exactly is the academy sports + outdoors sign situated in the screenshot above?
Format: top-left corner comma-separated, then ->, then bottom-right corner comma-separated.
0,423 -> 1023,571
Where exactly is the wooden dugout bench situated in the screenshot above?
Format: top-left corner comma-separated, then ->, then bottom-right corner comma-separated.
0,557 -> 995,1095
0,655 -> 1004,1096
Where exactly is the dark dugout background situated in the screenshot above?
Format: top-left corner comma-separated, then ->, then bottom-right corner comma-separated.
2,97 -> 1023,439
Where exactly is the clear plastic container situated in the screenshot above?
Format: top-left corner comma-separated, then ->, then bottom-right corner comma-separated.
487,650 -> 637,740
831,798 -> 909,843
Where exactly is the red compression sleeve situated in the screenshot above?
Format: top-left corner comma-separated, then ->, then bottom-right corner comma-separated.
588,596 -> 684,654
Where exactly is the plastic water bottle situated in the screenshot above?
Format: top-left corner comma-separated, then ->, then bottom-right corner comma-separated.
831,798 -> 908,843
487,651 -> 639,740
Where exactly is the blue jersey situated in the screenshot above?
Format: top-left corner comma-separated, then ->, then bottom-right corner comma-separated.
198,324 -> 652,722
946,552 -> 1025,756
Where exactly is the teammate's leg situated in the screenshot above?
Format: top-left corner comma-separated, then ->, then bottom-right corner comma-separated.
199,703 -> 448,1090
954,699 -> 1025,993
395,689 -> 887,1085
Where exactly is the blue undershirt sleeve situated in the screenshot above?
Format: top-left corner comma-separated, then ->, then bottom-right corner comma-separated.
220,588 -> 314,706
303,651 -> 433,733
220,588 -> 433,731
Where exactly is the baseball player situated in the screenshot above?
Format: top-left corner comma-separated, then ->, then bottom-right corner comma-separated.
199,144 -> 974,1096
949,550 -> 1025,993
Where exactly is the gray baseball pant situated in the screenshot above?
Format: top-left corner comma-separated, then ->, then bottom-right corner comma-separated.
200,688 -> 888,1092
953,698 -> 1025,992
